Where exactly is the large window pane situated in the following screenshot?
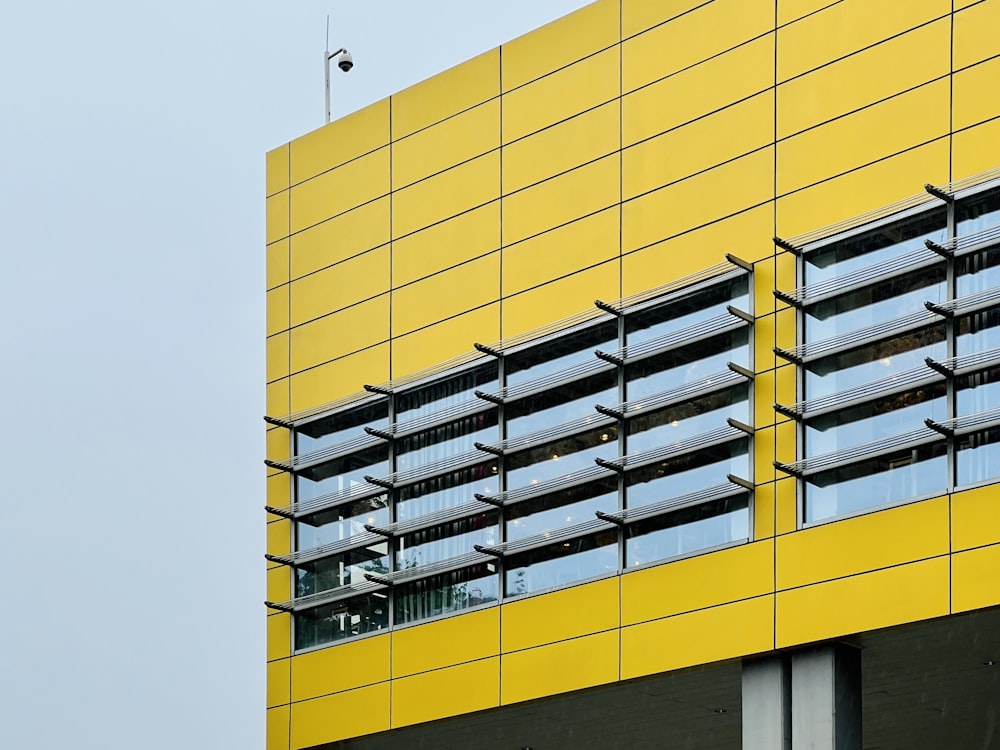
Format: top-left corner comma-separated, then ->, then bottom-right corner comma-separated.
296,495 -> 390,550
394,564 -> 499,625
505,370 -> 616,439
505,320 -> 617,387
626,329 -> 750,400
627,385 -> 749,455
626,276 -> 750,348
395,461 -> 499,521
394,410 -> 499,472
295,444 -> 389,501
396,362 -> 498,422
395,514 -> 499,569
506,477 -> 619,541
956,245 -> 1000,297
294,398 -> 389,456
295,543 -> 390,596
957,310 -> 1000,356
625,495 -> 749,568
957,188 -> 1000,236
294,594 -> 389,650
505,425 -> 618,488
957,427 -> 1000,487
626,441 -> 750,508
505,530 -> 618,598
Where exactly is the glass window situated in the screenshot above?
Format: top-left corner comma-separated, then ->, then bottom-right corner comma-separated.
957,367 -> 1000,416
395,461 -> 499,521
295,444 -> 389,502
505,529 -> 619,598
296,495 -> 390,550
805,443 -> 948,523
506,476 -> 619,542
395,514 -> 499,569
625,495 -> 749,568
626,440 -> 750,508
394,410 -> 499,472
957,427 -> 1000,487
394,563 -> 499,625
956,244 -> 1000,297
505,425 -> 618,489
395,362 -> 498,422
627,385 -> 749,455
294,593 -> 389,650
957,187 -> 1000,236
294,398 -> 389,456
505,320 -> 617,387
294,543 -> 390,597
505,370 -> 616,439
957,310 -> 1000,356
625,329 -> 750,400
626,276 -> 750,348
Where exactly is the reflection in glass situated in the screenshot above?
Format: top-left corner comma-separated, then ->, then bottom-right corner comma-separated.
805,443 -> 947,522
804,209 -> 947,286
395,410 -> 498,472
957,246 -> 1000,296
805,325 -> 946,398
396,461 -> 499,521
626,276 -> 750,348
296,495 -> 389,550
394,563 -> 498,624
505,530 -> 618,598
506,320 -> 617,387
627,385 -> 749,455
395,362 -> 498,422
506,478 -> 618,541
505,370 -> 616,439
295,543 -> 390,596
957,310 -> 1000,356
295,398 -> 389,456
396,514 -> 498,569
957,188 -> 1000,236
805,385 -> 947,457
626,441 -> 750,509
294,593 -> 389,650
626,329 -> 749,400
957,427 -> 1000,487
505,425 -> 617,488
626,496 -> 749,567
295,444 -> 389,501
957,368 -> 1000,415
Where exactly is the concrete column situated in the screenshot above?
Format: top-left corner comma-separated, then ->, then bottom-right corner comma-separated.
742,656 -> 792,750
791,645 -> 862,750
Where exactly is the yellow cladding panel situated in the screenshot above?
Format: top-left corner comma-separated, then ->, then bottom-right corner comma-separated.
503,154 -> 620,246
502,47 -> 620,144
621,540 -> 774,625
267,472 -> 291,509
268,613 -> 292,662
774,419 -> 795,467
504,100 -> 619,195
622,0 -> 773,93
954,0 -> 1000,69
290,198 -> 390,281
755,427 -> 776,485
754,483 -> 776,539
777,0 -> 950,82
754,256 -> 777,320
266,519 -> 291,560
775,365 -> 797,413
775,478 -> 798,535
267,333 -> 289,383
755,370 -> 776,428
778,81 -> 949,195
267,706 -> 289,750
623,34 -> 774,147
775,557 -> 949,648
392,607 -> 500,678
289,147 -> 390,234
393,99 -> 500,189
952,544 -> 1000,613
776,139 -> 949,238
393,151 -> 500,239
393,202 -> 500,287
622,205 -> 773,295
621,595 -> 774,679
267,285 -> 289,337
623,148 -> 773,253
755,312 -> 777,373
503,206 -> 619,297
623,0 -> 709,38
392,49 -> 500,140
392,304 -> 500,380
777,19 -> 949,140
267,380 -> 290,419
267,145 -> 289,197
624,90 -> 773,200
391,253 -> 500,337
267,658 -> 290,708
290,683 -> 390,750
502,261 -> 619,341
290,344 -> 389,413
392,657 -> 500,727
774,309 -> 796,357
501,630 -> 619,705
776,497 -> 949,590
954,56 -> 1000,131
289,295 -> 389,374
777,0 -> 839,26
267,240 -> 289,291
291,633 -> 390,702
289,99 -> 390,185
502,577 -> 619,653
776,253 -> 796,301
502,0 -> 619,92
290,246 -> 390,327
952,485 -> 1000,551
266,193 -> 289,244
953,118 -> 1000,181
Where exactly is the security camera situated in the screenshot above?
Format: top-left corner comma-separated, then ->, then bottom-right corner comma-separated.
337,50 -> 354,72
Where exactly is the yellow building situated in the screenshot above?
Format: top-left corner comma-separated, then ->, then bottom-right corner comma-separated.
264,1 -> 1000,748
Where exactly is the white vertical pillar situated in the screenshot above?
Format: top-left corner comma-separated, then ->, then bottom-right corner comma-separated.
791,645 -> 862,750
743,656 -> 792,750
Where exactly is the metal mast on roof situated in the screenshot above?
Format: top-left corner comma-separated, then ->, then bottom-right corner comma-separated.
324,14 -> 354,124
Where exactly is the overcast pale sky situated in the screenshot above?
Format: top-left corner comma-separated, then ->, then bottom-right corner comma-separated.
0,2 -> 591,748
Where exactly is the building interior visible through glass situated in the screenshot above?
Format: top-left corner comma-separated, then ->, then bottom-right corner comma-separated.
266,183 -> 1000,652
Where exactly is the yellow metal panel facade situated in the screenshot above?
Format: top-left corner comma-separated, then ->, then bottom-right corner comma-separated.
500,630 -> 619,705
289,147 -> 390,235
289,197 -> 390,280
289,245 -> 390,327
288,98 -> 390,185
391,303 -> 500,378
291,634 -> 391,703
288,343 -> 389,411
952,544 -> 1000,613
391,608 -> 500,678
502,577 -> 620,653
289,294 -> 389,373
391,657 -> 501,727
391,253 -> 500,337
290,683 -> 391,749
952,486 -> 1000,551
